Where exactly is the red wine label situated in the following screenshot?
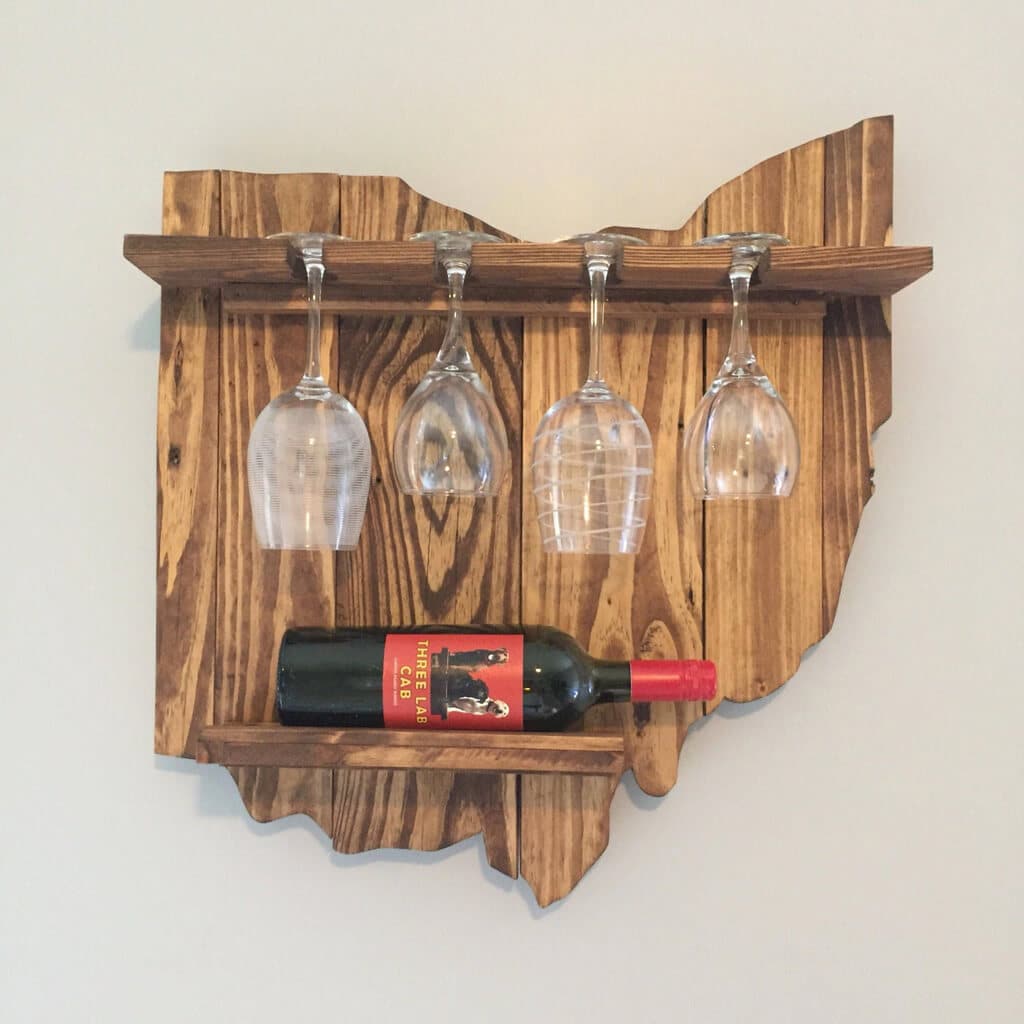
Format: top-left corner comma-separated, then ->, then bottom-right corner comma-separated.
382,633 -> 525,730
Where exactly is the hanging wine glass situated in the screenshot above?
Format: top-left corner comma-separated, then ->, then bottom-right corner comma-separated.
531,233 -> 653,554
683,233 -> 800,500
393,231 -> 509,497
247,233 -> 372,550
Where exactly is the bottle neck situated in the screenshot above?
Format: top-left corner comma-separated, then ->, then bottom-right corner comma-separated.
592,661 -> 632,702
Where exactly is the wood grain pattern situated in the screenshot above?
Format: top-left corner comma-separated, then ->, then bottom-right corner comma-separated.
703,138 -> 826,705
221,282 -> 827,320
600,220 -> 709,795
331,175 -> 523,878
331,770 -> 517,878
520,205 -> 708,807
198,724 -> 625,775
125,233 -> 930,294
155,171 -> 220,757
519,773 -> 621,908
216,172 -> 340,829
145,117 -> 915,906
228,765 -> 334,836
822,116 -> 894,630
336,175 -> 521,623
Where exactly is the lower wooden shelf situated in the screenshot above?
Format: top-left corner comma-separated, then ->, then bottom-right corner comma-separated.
196,724 -> 626,776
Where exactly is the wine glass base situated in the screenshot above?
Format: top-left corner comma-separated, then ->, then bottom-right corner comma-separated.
408,230 -> 504,271
556,232 -> 648,246
695,232 -> 790,249
409,230 -> 504,244
266,232 -> 350,245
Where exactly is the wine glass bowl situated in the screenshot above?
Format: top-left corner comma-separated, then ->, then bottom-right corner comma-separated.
532,386 -> 653,554
683,232 -> 800,500
392,368 -> 508,496
247,232 -> 372,550
682,373 -> 799,499
393,230 -> 509,497
248,389 -> 371,550
531,233 -> 653,554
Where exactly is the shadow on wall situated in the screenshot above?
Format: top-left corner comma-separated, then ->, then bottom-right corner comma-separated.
130,300 -> 160,352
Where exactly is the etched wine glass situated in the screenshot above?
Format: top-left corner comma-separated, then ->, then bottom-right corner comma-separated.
247,233 -> 372,549
531,233 -> 653,554
393,231 -> 509,497
683,232 -> 799,499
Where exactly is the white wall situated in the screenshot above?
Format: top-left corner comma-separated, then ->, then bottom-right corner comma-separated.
2,1 -> 1020,1020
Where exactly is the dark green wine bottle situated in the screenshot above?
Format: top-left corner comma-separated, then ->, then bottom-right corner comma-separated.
277,625 -> 715,733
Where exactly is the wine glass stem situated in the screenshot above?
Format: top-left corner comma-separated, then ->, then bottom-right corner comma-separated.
724,265 -> 757,372
435,263 -> 473,371
586,259 -> 610,386
303,260 -> 325,383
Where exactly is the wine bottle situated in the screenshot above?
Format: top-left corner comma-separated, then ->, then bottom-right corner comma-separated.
276,625 -> 715,732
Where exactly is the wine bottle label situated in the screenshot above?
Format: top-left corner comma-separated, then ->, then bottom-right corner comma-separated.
382,633 -> 525,730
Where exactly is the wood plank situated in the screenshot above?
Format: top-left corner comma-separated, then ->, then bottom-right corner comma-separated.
216,172 -> 340,827
221,283 -> 826,320
154,170 -> 220,757
331,770 -> 517,878
228,765 -> 333,836
333,175 -> 523,878
520,214 -> 707,808
124,233 -> 931,295
197,725 -> 625,775
822,116 -> 894,630
755,245 -> 926,294
519,773 -> 621,908
704,137 -> 826,704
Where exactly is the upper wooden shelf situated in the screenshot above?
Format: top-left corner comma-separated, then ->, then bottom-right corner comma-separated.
124,235 -> 931,320
197,724 -> 625,777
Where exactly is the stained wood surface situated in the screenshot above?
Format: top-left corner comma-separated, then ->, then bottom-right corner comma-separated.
580,220 -> 709,797
520,773 -> 621,908
334,176 -> 522,625
702,138 -> 826,706
331,175 -> 522,877
229,765 -> 334,836
221,283 -> 826,320
125,234 -> 931,294
154,171 -> 219,756
822,116 -> 894,630
332,770 -> 517,878
216,172 -> 340,831
150,117 -> 918,905
520,226 -> 707,799
197,725 -> 625,775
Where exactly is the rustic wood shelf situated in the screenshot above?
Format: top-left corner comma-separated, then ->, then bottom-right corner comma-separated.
141,116 -> 933,905
197,724 -> 625,776
123,235 -> 930,320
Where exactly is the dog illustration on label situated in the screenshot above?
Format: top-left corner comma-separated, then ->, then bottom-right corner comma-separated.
447,647 -> 510,669
431,646 -> 512,719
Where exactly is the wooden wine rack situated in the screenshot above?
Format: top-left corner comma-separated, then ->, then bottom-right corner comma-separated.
129,116 -> 931,906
